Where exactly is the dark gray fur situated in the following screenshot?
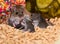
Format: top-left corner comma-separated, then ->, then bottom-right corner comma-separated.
31,13 -> 48,28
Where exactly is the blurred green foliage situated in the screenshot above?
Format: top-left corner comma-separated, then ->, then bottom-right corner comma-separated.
26,0 -> 60,18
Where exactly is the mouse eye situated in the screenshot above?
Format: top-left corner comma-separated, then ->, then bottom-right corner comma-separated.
16,12 -> 18,14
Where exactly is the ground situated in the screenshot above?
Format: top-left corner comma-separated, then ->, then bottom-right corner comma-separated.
0,17 -> 60,44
